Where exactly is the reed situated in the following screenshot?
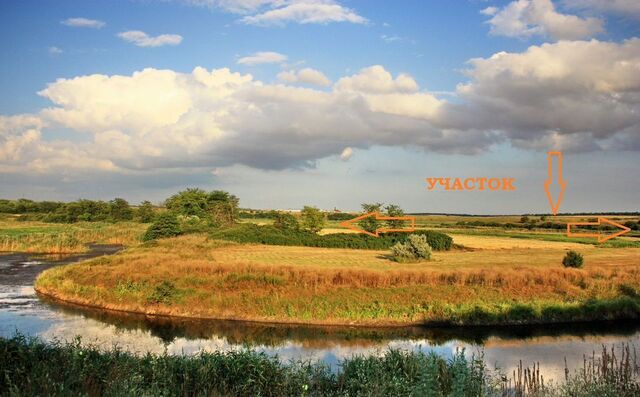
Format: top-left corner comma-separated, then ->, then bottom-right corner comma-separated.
1,335 -> 637,396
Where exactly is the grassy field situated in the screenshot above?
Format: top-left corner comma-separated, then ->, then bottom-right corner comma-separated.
0,216 -> 147,253
2,335 -> 638,396
36,231 -> 640,326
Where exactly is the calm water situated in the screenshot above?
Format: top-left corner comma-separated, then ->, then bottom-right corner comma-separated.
1,247 -> 638,382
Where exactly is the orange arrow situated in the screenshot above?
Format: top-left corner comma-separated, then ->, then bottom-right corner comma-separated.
544,151 -> 567,216
567,217 -> 631,243
339,212 -> 416,237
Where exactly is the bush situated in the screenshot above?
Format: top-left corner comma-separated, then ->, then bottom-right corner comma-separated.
562,250 -> 584,268
210,224 -> 452,251
273,212 -> 299,231
142,213 -> 181,241
300,206 -> 325,233
391,234 -> 432,262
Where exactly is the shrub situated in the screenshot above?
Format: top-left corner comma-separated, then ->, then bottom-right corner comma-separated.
300,206 -> 325,233
136,200 -> 156,223
147,281 -> 178,304
390,234 -> 432,262
210,224 -> 453,251
142,212 -> 181,241
273,212 -> 299,231
562,250 -> 584,268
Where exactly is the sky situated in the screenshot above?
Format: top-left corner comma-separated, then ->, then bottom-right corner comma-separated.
0,0 -> 639,213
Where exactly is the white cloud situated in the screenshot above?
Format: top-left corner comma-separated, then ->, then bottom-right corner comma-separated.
117,30 -> 183,47
335,65 -> 419,94
563,0 -> 640,19
340,147 -> 353,161
61,17 -> 106,28
241,0 -> 367,26
277,68 -> 331,86
175,0 -> 366,26
238,51 -> 288,65
380,34 -> 401,43
444,38 -> 640,151
3,40 -> 639,177
486,0 -> 604,40
48,47 -> 63,55
480,6 -> 499,16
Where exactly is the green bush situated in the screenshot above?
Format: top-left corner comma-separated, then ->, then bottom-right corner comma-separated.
273,212 -> 299,231
391,234 -> 432,262
562,250 -> 584,268
147,281 -> 178,304
142,212 -> 181,241
210,224 -> 452,251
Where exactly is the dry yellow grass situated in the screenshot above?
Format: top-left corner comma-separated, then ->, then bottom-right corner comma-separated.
36,234 -> 640,326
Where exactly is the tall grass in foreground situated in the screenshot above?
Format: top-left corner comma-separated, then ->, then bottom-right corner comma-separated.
0,221 -> 146,253
0,335 -> 638,396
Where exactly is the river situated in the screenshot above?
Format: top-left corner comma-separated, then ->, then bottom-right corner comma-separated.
1,246 -> 638,383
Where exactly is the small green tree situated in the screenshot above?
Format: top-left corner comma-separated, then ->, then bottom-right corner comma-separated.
109,198 -> 133,221
384,204 -> 405,229
143,212 -> 181,241
520,215 -> 530,223
562,250 -> 584,268
300,206 -> 325,233
137,200 -> 156,223
273,212 -> 299,231
165,188 -> 209,218
359,203 -> 383,233
390,234 -> 432,263
208,190 -> 239,227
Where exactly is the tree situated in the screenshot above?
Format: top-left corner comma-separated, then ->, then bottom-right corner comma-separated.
208,190 -> 239,227
384,204 -> 405,229
300,206 -> 325,233
109,198 -> 133,221
137,201 -> 156,223
520,215 -> 530,223
273,212 -> 299,231
359,203 -> 383,234
143,212 -> 181,241
165,188 -> 209,218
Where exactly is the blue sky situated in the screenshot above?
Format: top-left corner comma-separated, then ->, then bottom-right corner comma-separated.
1,0 -> 639,213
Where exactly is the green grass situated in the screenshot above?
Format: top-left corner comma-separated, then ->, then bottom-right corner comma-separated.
1,335 -> 638,396
445,229 -> 640,248
0,218 -> 147,253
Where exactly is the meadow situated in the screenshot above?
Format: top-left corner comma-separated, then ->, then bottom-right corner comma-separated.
35,231 -> 640,326
0,215 -> 147,253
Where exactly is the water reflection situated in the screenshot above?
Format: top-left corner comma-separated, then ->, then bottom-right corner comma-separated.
1,249 -> 638,382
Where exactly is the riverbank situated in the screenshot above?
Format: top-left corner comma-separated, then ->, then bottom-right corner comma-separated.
1,335 -> 638,396
35,234 -> 640,326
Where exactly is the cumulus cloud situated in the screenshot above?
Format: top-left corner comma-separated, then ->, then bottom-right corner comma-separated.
486,0 -> 604,40
178,0 -> 367,26
335,66 -> 419,94
48,47 -> 63,56
443,38 -> 640,151
61,17 -> 106,28
237,51 -> 287,65
117,30 -> 183,47
563,0 -> 640,19
2,40 -> 639,177
277,68 -> 331,86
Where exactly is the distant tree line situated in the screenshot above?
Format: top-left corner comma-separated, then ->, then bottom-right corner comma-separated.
0,198 -> 155,223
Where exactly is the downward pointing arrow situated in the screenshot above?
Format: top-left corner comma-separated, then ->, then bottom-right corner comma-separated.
544,151 -> 567,216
